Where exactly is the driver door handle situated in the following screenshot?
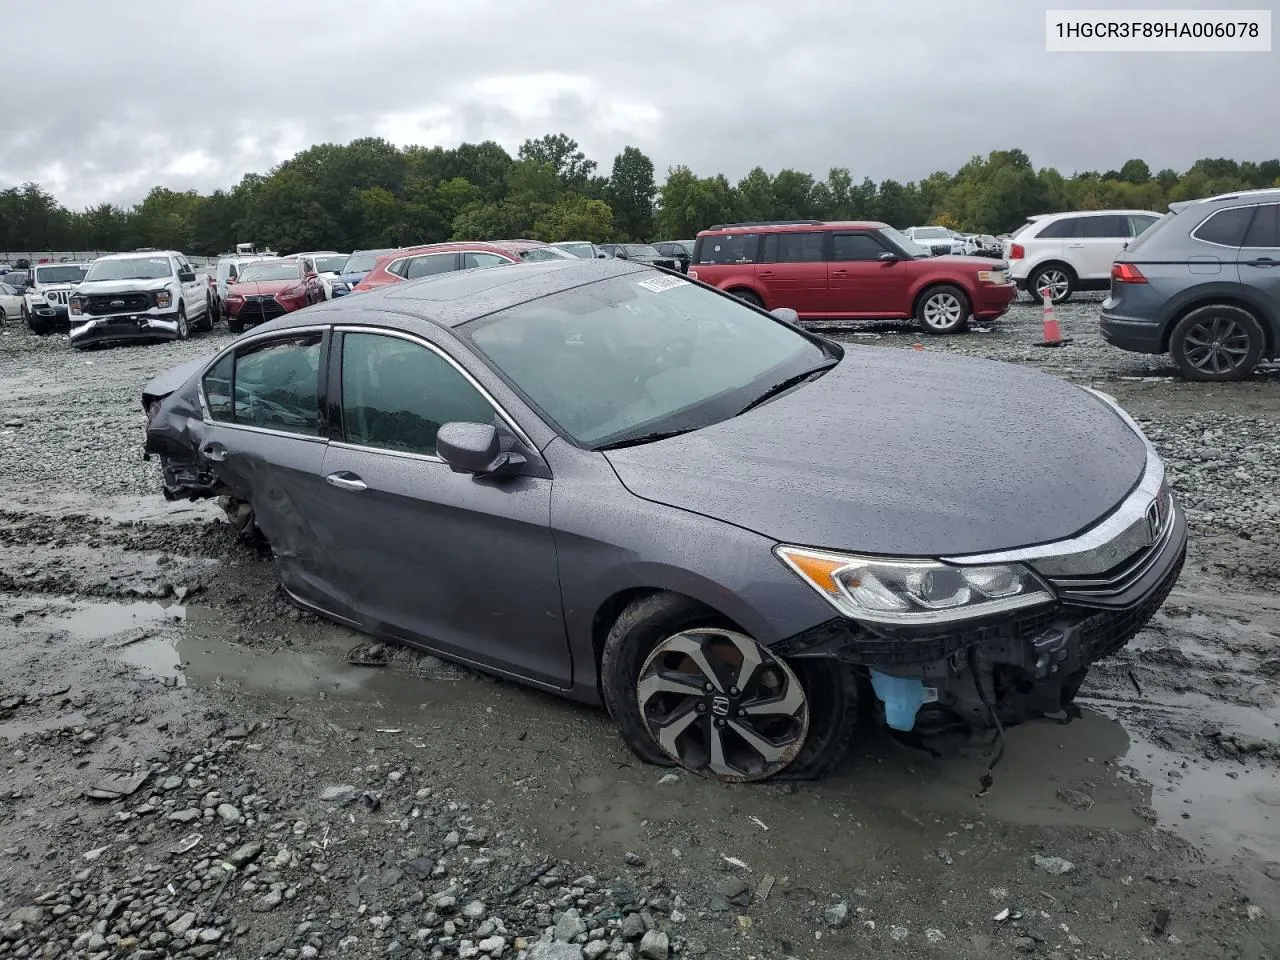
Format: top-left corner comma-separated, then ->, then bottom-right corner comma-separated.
201,442 -> 227,462
325,471 -> 367,492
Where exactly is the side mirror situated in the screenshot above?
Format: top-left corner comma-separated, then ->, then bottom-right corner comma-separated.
179,270 -> 196,282
596,251 -> 608,259
770,307 -> 800,325
878,252 -> 899,262
436,421 -> 528,479
614,250 -> 627,259
305,271 -> 318,279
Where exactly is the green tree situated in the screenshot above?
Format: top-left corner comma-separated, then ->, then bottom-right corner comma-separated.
606,146 -> 656,240
518,134 -> 596,188
656,166 -> 737,238
533,196 -> 614,241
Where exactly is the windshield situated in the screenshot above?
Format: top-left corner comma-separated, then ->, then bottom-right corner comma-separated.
35,265 -> 88,284
520,247 -> 577,262
623,244 -> 661,257
880,226 -> 930,258
84,256 -> 173,282
555,243 -> 595,258
342,249 -> 391,274
314,255 -> 348,273
237,261 -> 302,282
463,273 -> 831,448
911,227 -> 950,239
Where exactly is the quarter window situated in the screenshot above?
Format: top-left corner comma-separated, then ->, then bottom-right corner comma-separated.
203,334 -> 324,435
831,233 -> 889,261
1241,204 -> 1279,248
1194,206 -> 1255,247
1035,218 -> 1078,239
761,231 -> 825,263
1129,214 -> 1159,234
386,259 -> 411,278
405,253 -> 458,279
340,333 -> 494,457
694,233 -> 758,265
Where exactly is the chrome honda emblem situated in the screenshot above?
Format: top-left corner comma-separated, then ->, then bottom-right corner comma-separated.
711,695 -> 730,717
1145,499 -> 1161,543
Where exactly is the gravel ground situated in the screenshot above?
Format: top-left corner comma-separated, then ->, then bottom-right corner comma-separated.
1,295 -> 1278,960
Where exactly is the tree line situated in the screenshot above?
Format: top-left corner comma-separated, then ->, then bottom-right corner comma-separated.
3,133 -> 1278,256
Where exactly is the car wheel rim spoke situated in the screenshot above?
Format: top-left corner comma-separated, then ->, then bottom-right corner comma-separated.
1189,318 -> 1248,373
636,627 -> 809,782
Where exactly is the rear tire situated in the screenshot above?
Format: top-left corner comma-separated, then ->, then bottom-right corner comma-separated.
1027,264 -> 1075,304
915,284 -> 970,335
731,289 -> 764,309
600,592 -> 857,782
1169,304 -> 1264,382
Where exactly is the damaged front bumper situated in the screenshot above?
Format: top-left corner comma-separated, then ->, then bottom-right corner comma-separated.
70,311 -> 181,348
776,489 -> 1188,734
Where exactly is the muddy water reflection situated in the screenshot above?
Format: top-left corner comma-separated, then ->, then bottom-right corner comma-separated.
68,597 -> 1278,868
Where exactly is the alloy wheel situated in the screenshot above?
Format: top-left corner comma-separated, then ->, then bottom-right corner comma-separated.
1182,313 -> 1252,377
636,627 -> 808,781
177,310 -> 188,338
1035,268 -> 1070,302
922,292 -> 964,331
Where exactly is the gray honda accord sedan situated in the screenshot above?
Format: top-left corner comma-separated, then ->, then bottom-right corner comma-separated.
142,258 -> 1187,782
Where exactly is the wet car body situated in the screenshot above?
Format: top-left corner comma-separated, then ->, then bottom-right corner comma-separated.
142,259 -> 1187,782
223,258 -> 324,333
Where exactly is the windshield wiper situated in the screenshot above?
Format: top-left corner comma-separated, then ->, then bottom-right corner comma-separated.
594,427 -> 699,451
736,360 -> 838,416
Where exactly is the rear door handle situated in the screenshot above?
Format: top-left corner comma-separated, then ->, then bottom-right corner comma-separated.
1067,243 -> 1085,248
201,442 -> 227,462
1244,257 -> 1277,267
325,471 -> 367,492
831,269 -> 848,276
758,271 -> 775,277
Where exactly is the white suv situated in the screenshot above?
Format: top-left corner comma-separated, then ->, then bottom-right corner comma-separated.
1004,209 -> 1162,303
22,261 -> 89,333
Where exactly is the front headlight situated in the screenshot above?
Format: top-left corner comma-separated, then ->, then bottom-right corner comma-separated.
774,546 -> 1054,627
155,290 -> 172,308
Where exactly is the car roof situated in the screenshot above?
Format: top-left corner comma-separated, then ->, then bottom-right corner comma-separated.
379,240 -> 545,263
1033,209 -> 1164,220
259,258 -> 651,333
94,250 -> 182,261
35,261 -> 89,268
1170,187 -> 1280,212
697,220 -> 888,235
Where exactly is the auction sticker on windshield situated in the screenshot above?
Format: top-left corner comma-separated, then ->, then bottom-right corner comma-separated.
637,275 -> 687,293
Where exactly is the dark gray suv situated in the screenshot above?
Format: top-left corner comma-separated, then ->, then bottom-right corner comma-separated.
1101,188 -> 1280,381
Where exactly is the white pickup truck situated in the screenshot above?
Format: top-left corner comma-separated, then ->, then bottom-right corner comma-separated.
68,250 -> 213,349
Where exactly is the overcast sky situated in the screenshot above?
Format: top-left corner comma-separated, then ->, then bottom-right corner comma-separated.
6,0 -> 1276,209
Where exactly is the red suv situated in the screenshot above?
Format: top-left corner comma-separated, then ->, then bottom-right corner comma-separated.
688,220 -> 1017,334
352,240 -> 555,293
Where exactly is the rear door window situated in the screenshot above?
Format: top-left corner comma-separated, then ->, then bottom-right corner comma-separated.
761,232 -> 825,263
462,252 -> 511,269
1241,204 -> 1280,248
1193,206 -> 1256,247
405,253 -> 458,279
340,333 -> 494,457
1072,215 -> 1130,238
694,233 -> 759,265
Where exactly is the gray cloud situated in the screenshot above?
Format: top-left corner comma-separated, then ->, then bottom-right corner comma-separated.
5,0 -> 1275,208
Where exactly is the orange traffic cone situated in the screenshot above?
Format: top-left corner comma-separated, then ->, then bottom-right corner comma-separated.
912,338 -> 924,351
1036,286 -> 1072,347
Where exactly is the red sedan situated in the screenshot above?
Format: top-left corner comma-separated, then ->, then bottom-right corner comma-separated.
351,240 -> 562,293
224,258 -> 325,333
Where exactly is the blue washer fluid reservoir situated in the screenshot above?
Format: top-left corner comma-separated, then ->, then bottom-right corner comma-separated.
869,671 -> 937,732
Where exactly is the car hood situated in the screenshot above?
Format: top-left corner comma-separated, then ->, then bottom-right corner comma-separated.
229,280 -> 297,296
75,279 -> 171,294
339,272 -> 368,285
602,350 -> 1148,556
142,356 -> 208,404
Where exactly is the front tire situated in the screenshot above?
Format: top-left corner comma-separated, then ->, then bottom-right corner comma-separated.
228,314 -> 244,334
601,592 -> 857,782
176,305 -> 189,340
916,284 -> 970,335
731,289 -> 764,309
1169,304 -> 1264,382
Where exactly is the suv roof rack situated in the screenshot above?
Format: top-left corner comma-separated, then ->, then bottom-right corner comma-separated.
705,219 -> 826,230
